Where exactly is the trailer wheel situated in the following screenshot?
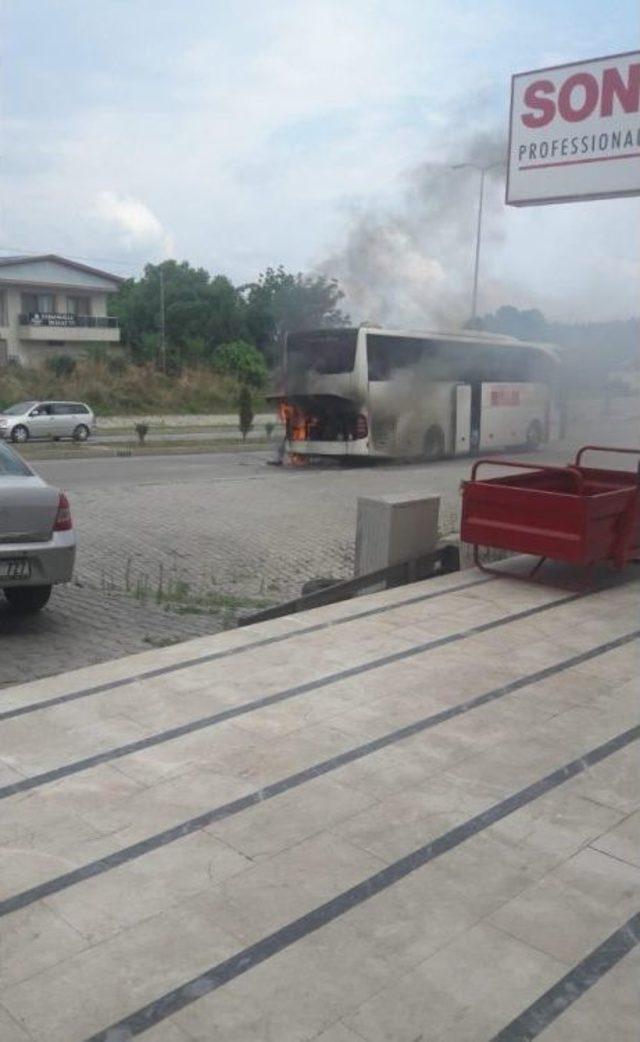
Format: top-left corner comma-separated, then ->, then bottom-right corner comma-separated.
423,425 -> 445,461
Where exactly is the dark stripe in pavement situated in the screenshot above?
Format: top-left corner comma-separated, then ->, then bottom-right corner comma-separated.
0,576 -> 493,722
2,628 -> 636,919
0,590 -> 586,802
490,911 -> 640,1041
81,724 -> 640,1041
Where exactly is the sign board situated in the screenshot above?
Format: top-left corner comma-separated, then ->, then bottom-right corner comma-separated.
507,51 -> 640,206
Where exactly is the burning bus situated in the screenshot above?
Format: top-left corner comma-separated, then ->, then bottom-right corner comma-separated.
277,326 -> 558,461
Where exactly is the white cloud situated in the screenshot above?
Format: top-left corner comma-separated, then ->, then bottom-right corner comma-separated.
2,0 -> 638,319
94,191 -> 174,257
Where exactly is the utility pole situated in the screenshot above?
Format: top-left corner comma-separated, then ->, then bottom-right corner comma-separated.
470,166 -> 486,324
452,161 -> 504,324
159,266 -> 166,373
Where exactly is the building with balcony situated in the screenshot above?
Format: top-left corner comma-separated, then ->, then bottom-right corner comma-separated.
0,254 -> 124,367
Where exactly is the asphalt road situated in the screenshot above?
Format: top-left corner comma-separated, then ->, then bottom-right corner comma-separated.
36,447 -> 275,489
34,397 -> 639,496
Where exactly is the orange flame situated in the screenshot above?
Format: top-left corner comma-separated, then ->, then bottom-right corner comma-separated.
277,400 -> 318,465
279,401 -> 319,440
278,401 -> 303,441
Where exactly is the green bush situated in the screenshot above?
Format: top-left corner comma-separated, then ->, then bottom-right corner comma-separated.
238,385 -> 254,440
211,340 -> 267,388
46,355 -> 77,378
135,422 -> 149,445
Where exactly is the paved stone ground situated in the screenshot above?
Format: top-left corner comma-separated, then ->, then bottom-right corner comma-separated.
1,449 -> 454,689
0,565 -> 637,1041
64,400 -> 640,599
0,585 -> 222,688
69,457 -> 382,599
2,397 -> 637,689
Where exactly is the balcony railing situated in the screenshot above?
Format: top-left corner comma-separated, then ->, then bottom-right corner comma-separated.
19,312 -> 119,329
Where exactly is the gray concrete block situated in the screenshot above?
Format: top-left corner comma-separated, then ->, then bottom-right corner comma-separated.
354,492 -> 440,578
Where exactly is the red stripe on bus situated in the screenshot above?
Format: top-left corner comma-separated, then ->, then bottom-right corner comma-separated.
519,151 -> 640,171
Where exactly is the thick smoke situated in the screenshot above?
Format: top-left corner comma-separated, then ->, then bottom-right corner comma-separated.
320,132 -> 507,330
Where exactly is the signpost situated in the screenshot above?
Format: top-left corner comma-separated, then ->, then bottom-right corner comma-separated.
507,51 -> 640,206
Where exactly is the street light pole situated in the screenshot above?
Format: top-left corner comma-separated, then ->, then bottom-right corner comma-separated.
159,266 -> 166,373
452,161 -> 504,325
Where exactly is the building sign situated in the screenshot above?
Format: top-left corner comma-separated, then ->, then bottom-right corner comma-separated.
29,313 -> 79,328
506,51 -> 640,205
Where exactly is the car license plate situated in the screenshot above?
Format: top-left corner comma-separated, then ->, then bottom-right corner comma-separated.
0,558 -> 31,581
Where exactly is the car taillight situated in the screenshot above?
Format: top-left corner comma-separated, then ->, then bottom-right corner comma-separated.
54,491 -> 73,531
354,414 -> 368,439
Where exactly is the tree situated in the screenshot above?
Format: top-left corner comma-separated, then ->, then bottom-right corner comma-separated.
46,355 -> 77,378
211,341 -> 267,388
110,261 -> 248,364
110,259 -> 350,371
238,385 -> 254,441
243,265 -> 349,363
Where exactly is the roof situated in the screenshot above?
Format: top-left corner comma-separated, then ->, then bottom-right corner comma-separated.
360,325 -> 558,354
0,254 -> 125,285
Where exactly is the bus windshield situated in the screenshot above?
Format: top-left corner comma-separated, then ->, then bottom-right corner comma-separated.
287,330 -> 358,375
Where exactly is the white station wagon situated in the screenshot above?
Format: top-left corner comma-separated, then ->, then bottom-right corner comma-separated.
0,400 -> 95,443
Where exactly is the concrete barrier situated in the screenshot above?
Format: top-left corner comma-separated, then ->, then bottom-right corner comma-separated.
354,492 -> 441,580
97,412 -> 279,430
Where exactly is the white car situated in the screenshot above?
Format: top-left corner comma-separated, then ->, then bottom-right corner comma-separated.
0,441 -> 76,612
0,400 -> 95,443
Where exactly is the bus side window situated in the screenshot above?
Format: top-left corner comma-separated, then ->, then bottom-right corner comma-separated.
368,337 -> 392,381
368,336 -> 429,381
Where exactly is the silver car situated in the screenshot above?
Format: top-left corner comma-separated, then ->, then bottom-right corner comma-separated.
0,441 -> 76,612
0,400 -> 95,443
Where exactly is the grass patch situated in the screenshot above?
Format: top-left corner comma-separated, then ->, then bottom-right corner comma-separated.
0,358 -> 270,416
125,568 -> 273,628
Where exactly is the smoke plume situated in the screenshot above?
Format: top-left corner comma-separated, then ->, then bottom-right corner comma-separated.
320,132 -> 507,329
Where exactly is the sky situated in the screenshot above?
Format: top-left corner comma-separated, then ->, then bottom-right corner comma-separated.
1,0 -> 639,324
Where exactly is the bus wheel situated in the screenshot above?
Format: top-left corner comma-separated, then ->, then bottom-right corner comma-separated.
423,426 -> 445,461
526,420 -> 543,450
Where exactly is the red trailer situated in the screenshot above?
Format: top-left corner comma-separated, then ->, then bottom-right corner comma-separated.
461,445 -> 640,580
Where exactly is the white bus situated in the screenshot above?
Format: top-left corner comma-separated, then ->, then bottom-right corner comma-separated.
278,326 -> 558,460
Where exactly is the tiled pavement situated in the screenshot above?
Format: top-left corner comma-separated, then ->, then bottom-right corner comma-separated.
0,562 -> 637,1041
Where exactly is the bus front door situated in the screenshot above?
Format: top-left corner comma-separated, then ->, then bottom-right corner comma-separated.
454,383 -> 472,456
